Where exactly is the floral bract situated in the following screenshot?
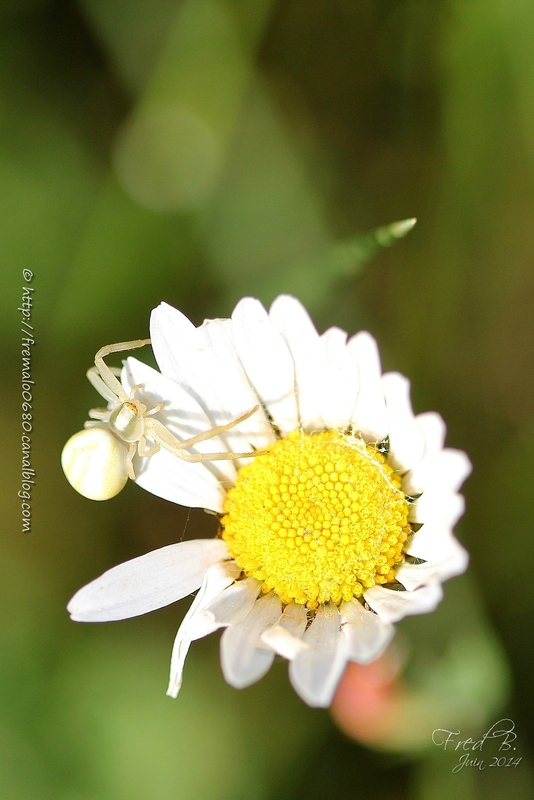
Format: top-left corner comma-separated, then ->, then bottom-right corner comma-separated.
67,295 -> 471,708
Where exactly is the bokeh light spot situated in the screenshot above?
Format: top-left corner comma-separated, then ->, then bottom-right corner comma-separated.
113,106 -> 220,212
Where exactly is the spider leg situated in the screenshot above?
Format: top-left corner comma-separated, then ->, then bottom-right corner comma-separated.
88,408 -> 110,420
137,435 -> 160,458
145,402 -> 165,416
125,442 -> 137,480
154,405 -> 263,450
94,339 -> 151,401
175,449 -> 268,463
87,366 -> 119,404
145,417 -> 268,462
202,405 -> 262,438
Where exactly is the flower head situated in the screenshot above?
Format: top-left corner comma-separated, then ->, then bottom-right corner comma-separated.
67,295 -> 471,707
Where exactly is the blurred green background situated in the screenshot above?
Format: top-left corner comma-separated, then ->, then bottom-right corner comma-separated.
2,0 -> 534,797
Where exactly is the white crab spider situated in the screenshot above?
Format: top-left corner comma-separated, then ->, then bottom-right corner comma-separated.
61,339 -> 265,501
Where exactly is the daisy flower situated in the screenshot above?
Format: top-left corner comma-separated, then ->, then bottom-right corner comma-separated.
67,295 -> 471,708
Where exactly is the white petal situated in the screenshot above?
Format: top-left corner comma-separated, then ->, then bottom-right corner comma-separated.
232,297 -> 299,436
409,490 -> 465,526
415,412 -> 446,453
364,582 -> 443,624
166,560 -> 240,698
150,303 -> 275,460
340,599 -> 395,664
149,302 -> 199,385
134,446 -> 227,512
382,372 -> 426,471
123,357 -> 237,486
348,331 -> 388,441
289,603 -> 347,708
67,539 -> 229,622
400,523 -> 469,589
196,319 -> 276,458
396,541 -> 468,591
269,295 -> 324,431
196,577 -> 262,635
261,602 -> 309,660
403,448 -> 472,496
318,328 -> 359,430
261,626 -> 309,660
220,593 -> 282,689
406,520 -> 467,563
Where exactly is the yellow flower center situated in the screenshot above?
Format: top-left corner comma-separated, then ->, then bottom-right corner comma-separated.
221,429 -> 410,609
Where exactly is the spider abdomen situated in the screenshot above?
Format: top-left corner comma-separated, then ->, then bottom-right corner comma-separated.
62,427 -> 129,500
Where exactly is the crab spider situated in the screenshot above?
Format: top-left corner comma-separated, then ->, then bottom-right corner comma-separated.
61,339 -> 265,501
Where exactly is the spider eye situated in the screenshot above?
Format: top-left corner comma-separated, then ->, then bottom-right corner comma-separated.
61,428 -> 129,500
109,403 -> 143,442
